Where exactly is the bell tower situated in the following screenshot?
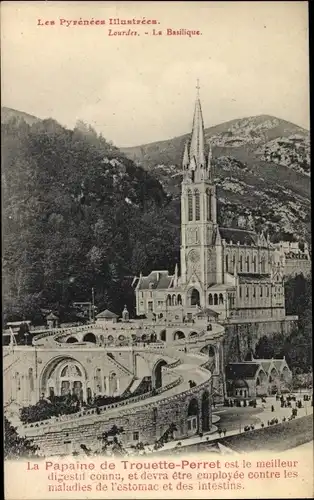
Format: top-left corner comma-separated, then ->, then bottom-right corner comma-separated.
180,82 -> 222,300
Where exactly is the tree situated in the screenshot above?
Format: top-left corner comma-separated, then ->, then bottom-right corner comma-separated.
4,417 -> 38,459
254,336 -> 275,359
2,117 -> 172,322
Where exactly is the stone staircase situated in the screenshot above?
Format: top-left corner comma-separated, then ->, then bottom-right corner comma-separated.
106,353 -> 133,376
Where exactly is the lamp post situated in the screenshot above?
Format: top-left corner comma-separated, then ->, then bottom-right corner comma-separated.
92,288 -> 95,323
73,301 -> 92,322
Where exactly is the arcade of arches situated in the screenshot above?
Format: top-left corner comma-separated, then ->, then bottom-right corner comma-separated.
227,361 -> 292,400
201,344 -> 219,373
152,360 -> 168,390
186,391 -> 211,435
42,359 -> 120,401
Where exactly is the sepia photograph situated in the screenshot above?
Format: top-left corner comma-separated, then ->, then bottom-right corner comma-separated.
1,1 -> 312,499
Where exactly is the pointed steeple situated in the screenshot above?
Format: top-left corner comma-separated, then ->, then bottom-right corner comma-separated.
234,258 -> 238,278
215,227 -> 222,245
182,141 -> 190,169
190,156 -> 197,171
207,142 -> 213,177
208,142 -> 212,165
174,263 -> 178,278
189,80 -> 206,169
266,232 -> 271,245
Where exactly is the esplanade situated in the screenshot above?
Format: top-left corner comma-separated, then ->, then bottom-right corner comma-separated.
4,307 -> 225,455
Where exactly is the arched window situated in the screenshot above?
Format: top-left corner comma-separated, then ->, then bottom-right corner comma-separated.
261,256 -> 266,273
246,255 -> 250,272
219,293 -> 224,305
232,255 -> 236,272
239,286 -> 242,298
266,286 -> 269,297
28,368 -> 34,392
195,190 -> 200,221
260,286 -> 263,297
246,286 -> 249,297
95,368 -> 102,393
188,190 -> 193,221
109,372 -> 117,395
172,294 -> 176,306
225,255 -> 229,272
253,256 -> 257,273
177,295 -> 182,305
214,294 -> 218,305
253,287 -> 256,298
206,189 -> 211,221
166,294 -> 172,306
61,365 -> 82,377
208,294 -> 213,305
239,256 -> 243,272
190,288 -> 200,306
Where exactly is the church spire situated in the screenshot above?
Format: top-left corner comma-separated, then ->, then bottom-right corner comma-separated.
207,142 -> 213,177
189,80 -> 206,169
182,140 -> 190,169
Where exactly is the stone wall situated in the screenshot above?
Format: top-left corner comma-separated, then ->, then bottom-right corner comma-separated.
19,381 -> 213,457
284,258 -> 311,278
223,317 -> 297,363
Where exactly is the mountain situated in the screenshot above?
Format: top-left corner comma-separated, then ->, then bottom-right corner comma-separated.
122,115 -> 311,242
2,115 -> 178,323
1,106 -> 40,126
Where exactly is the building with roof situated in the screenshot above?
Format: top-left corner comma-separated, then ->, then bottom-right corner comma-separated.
96,309 -> 118,324
273,241 -> 311,278
133,89 -> 298,361
2,87 -> 298,457
46,312 -> 59,329
226,356 -> 292,400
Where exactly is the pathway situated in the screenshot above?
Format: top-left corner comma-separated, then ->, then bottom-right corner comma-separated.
143,392 -> 313,454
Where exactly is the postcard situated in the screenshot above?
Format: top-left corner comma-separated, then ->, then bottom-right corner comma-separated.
2,1 -> 312,499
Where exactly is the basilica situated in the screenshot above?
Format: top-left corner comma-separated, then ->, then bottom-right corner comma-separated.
3,89 -> 298,457
134,91 -> 296,345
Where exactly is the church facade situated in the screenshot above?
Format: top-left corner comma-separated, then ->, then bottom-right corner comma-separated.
134,92 -> 297,350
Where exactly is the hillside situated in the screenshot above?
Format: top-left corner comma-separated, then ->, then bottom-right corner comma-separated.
1,109 -> 311,324
1,106 -> 40,126
122,115 -> 311,242
2,116 -> 179,323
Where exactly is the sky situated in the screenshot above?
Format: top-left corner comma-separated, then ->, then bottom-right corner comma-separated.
1,1 -> 310,147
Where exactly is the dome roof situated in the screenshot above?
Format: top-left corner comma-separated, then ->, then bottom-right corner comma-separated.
233,379 -> 248,389
96,309 -> 118,319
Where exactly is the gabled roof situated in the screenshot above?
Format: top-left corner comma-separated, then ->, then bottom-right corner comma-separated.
208,283 -> 236,291
46,312 -> 58,320
238,273 -> 271,283
260,361 -> 272,373
96,309 -> 118,319
136,271 -> 174,291
273,359 -> 284,371
226,363 -> 260,380
219,227 -> 259,246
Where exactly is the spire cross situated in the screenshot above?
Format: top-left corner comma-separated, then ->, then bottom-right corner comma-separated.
196,79 -> 200,96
